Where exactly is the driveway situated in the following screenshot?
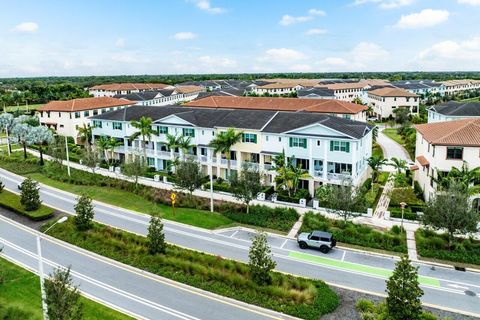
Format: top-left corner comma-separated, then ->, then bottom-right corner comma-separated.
376,127 -> 412,171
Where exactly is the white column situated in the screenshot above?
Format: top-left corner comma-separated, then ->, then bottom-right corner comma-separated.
236,151 -> 242,172
308,138 -> 314,177
351,141 -> 357,179
323,140 -> 328,180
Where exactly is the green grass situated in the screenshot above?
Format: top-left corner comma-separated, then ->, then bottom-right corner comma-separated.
372,143 -> 384,159
382,128 -> 404,145
0,189 -> 54,221
27,173 -> 235,229
0,257 -> 133,320
3,103 -> 44,112
46,218 -> 339,320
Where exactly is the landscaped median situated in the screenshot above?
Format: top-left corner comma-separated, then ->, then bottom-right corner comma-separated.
44,218 -> 339,320
0,189 -> 54,221
0,257 -> 133,320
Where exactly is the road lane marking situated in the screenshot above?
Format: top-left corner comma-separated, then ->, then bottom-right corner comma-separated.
341,251 -> 346,262
447,284 -> 470,290
280,239 -> 288,249
229,230 -> 239,238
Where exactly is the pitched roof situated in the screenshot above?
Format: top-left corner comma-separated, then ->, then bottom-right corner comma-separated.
319,82 -> 367,90
256,83 -> 302,89
90,83 -> 172,91
429,101 -> 480,117
415,118 -> 480,147
174,85 -> 204,94
184,96 -> 367,114
368,87 -> 418,97
416,156 -> 430,167
38,97 -> 136,112
114,91 -> 160,101
297,87 -> 335,97
92,105 -> 372,139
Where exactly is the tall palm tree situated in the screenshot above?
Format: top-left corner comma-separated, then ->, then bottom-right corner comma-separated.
209,128 -> 243,179
389,157 -> 408,174
367,155 -> 388,183
95,136 -> 110,163
77,124 -> 93,146
274,155 -> 311,196
107,137 -> 123,165
436,161 -> 480,192
165,133 -> 182,155
178,135 -> 194,159
129,116 -> 156,161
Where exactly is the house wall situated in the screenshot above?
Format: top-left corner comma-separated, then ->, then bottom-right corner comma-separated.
368,94 -> 419,119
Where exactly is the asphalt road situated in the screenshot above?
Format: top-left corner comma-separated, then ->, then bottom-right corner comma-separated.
1,168 -> 479,318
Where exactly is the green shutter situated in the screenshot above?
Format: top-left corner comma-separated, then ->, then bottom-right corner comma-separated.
346,142 -> 350,153
330,141 -> 334,151
289,138 -> 293,147
191,129 -> 195,137
253,134 -> 257,144
302,138 -> 307,149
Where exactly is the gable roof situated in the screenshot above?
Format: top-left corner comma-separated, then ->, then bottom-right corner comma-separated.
368,87 -> 417,97
38,97 -> 136,112
297,87 -> 335,97
429,101 -> 480,117
114,91 -> 160,101
184,96 -> 367,114
92,105 -> 372,139
174,85 -> 204,94
90,83 -> 172,91
415,118 -> 480,147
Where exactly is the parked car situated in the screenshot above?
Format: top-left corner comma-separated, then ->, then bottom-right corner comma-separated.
297,230 -> 336,253
367,117 -> 378,122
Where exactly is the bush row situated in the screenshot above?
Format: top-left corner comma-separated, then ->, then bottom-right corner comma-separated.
300,212 -> 407,253
0,189 -> 54,221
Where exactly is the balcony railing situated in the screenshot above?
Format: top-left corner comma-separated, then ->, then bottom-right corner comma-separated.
263,164 -> 273,171
327,172 -> 351,181
313,170 -> 323,177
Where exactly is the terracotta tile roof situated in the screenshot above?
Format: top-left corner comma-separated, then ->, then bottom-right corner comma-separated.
184,96 -> 367,114
38,97 -> 136,112
410,164 -> 419,171
369,87 -> 417,97
415,118 -> 480,147
259,78 -> 321,87
320,82 -> 368,90
256,83 -> 302,89
90,83 -> 172,91
416,156 -> 430,167
174,85 -> 204,94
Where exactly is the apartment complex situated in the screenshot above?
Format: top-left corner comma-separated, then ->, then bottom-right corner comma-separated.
428,101 -> 480,123
90,105 -> 373,195
37,97 -> 135,142
114,85 -> 204,106
441,80 -> 480,95
367,87 -> 419,120
185,96 -> 368,122
391,80 -> 445,97
89,83 -> 175,97
414,119 -> 480,201
251,83 -> 303,95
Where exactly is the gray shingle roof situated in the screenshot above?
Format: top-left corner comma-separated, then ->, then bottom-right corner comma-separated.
114,91 -> 160,101
429,101 -> 480,117
297,87 -> 335,98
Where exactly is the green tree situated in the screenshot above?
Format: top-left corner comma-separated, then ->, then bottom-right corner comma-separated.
174,157 -> 205,199
385,255 -> 423,320
323,179 -> 367,222
178,135 -> 194,160
274,155 -> 311,197
29,126 -> 54,166
423,182 -> 479,248
121,156 -> 148,189
389,157 -> 408,174
393,107 -> 410,125
367,155 -> 387,183
107,137 -> 123,165
77,123 -> 92,146
230,165 -> 262,214
129,116 -> 156,160
44,266 -> 83,320
95,135 -> 110,163
209,128 -> 243,179
80,146 -> 101,174
147,216 -> 166,254
248,232 -> 276,285
20,178 -> 41,211
74,195 -> 94,231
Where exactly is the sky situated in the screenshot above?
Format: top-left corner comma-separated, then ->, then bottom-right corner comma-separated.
0,0 -> 479,77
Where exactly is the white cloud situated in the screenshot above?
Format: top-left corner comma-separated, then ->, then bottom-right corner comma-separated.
191,0 -> 225,14
11,22 -> 38,33
415,36 -> 480,70
352,0 -> 414,9
394,9 -> 449,29
308,9 -> 326,16
290,64 -> 312,72
172,32 -> 197,40
319,42 -> 389,71
198,55 -> 237,72
257,48 -> 307,64
305,28 -> 327,36
458,0 -> 480,5
279,15 -> 313,26
115,38 -> 126,48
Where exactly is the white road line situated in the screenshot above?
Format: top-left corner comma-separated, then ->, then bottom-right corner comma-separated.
229,230 -> 239,238
280,239 -> 288,249
341,250 -> 346,262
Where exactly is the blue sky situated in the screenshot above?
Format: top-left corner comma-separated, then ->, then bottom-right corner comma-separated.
0,0 -> 479,77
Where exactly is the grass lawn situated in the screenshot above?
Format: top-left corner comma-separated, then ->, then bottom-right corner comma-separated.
3,103 -> 44,113
460,97 -> 480,102
382,128 -> 404,146
0,189 -> 54,220
372,143 -> 384,158
0,257 -> 133,320
27,172 -> 235,229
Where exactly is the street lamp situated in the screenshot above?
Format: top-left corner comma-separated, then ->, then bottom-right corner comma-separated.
36,216 -> 68,320
399,202 -> 407,229
64,136 -> 71,177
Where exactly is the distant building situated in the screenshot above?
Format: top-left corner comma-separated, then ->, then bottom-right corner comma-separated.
297,87 -> 336,100
37,97 -> 135,142
251,83 -> 303,96
391,80 -> 445,97
114,86 -> 204,106
317,82 -> 369,102
440,80 -> 480,95
428,101 -> 480,123
367,87 -> 419,120
89,83 -> 175,97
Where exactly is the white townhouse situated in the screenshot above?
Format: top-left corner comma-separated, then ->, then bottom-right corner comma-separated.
367,87 -> 419,120
414,119 -> 480,202
114,86 -> 205,106
89,83 -> 175,97
184,96 -> 368,122
428,101 -> 480,123
90,106 -> 373,195
318,82 -> 369,102
251,83 -> 304,95
391,80 -> 445,97
37,97 -> 135,143
441,80 -> 480,96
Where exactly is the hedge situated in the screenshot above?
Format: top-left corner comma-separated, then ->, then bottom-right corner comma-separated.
222,205 -> 299,232
0,190 -> 54,221
46,219 -> 339,319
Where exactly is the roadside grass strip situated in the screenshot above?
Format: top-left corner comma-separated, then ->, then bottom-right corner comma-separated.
288,251 -> 440,287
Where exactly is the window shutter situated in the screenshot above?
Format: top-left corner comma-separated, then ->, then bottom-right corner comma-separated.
346,142 -> 350,153
289,138 -> 293,147
330,141 -> 334,151
241,133 -> 245,143
303,138 -> 307,149
253,134 -> 257,143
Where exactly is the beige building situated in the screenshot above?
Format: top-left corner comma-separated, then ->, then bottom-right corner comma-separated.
319,82 -> 368,102
441,79 -> 480,95
89,83 -> 175,97
38,97 -> 135,142
251,83 -> 304,95
367,87 -> 419,120
414,119 -> 480,201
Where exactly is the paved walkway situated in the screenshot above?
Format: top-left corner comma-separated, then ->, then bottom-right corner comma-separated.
407,229 -> 419,261
376,127 -> 412,172
287,214 -> 304,238
373,173 -> 394,219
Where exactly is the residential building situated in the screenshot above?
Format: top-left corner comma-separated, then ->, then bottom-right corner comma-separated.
114,86 -> 204,106
297,87 -> 336,100
90,105 -> 373,195
251,83 -> 303,95
184,96 -> 368,122
414,119 -> 480,201
317,82 -> 369,102
37,97 -> 135,142
89,83 -> 175,97
428,101 -> 480,123
391,80 -> 445,97
367,87 -> 419,120
441,80 -> 480,95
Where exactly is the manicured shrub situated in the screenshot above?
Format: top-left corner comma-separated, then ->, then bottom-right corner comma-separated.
74,195 -> 94,231
20,178 -> 41,211
222,205 -> 299,232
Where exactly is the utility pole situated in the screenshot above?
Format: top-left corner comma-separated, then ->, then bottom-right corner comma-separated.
64,136 -> 71,176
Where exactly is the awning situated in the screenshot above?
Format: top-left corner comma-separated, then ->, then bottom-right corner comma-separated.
416,155 -> 430,167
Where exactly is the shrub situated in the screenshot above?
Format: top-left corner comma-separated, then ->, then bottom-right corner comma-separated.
222,205 -> 299,232
74,195 -> 94,231
20,178 -> 41,211
147,216 -> 166,254
0,190 -> 53,221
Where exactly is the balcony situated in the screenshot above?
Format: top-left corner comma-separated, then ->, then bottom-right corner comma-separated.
313,170 -> 323,177
263,164 -> 273,171
327,172 -> 352,181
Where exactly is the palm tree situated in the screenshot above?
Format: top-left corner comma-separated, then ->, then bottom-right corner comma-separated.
288,159 -> 312,195
274,155 -> 311,196
436,161 -> 480,192
107,137 -> 123,165
178,135 -> 194,159
389,157 -> 408,174
367,155 -> 388,183
77,124 -> 93,146
95,136 -> 110,163
209,128 -> 243,179
129,116 -> 156,161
